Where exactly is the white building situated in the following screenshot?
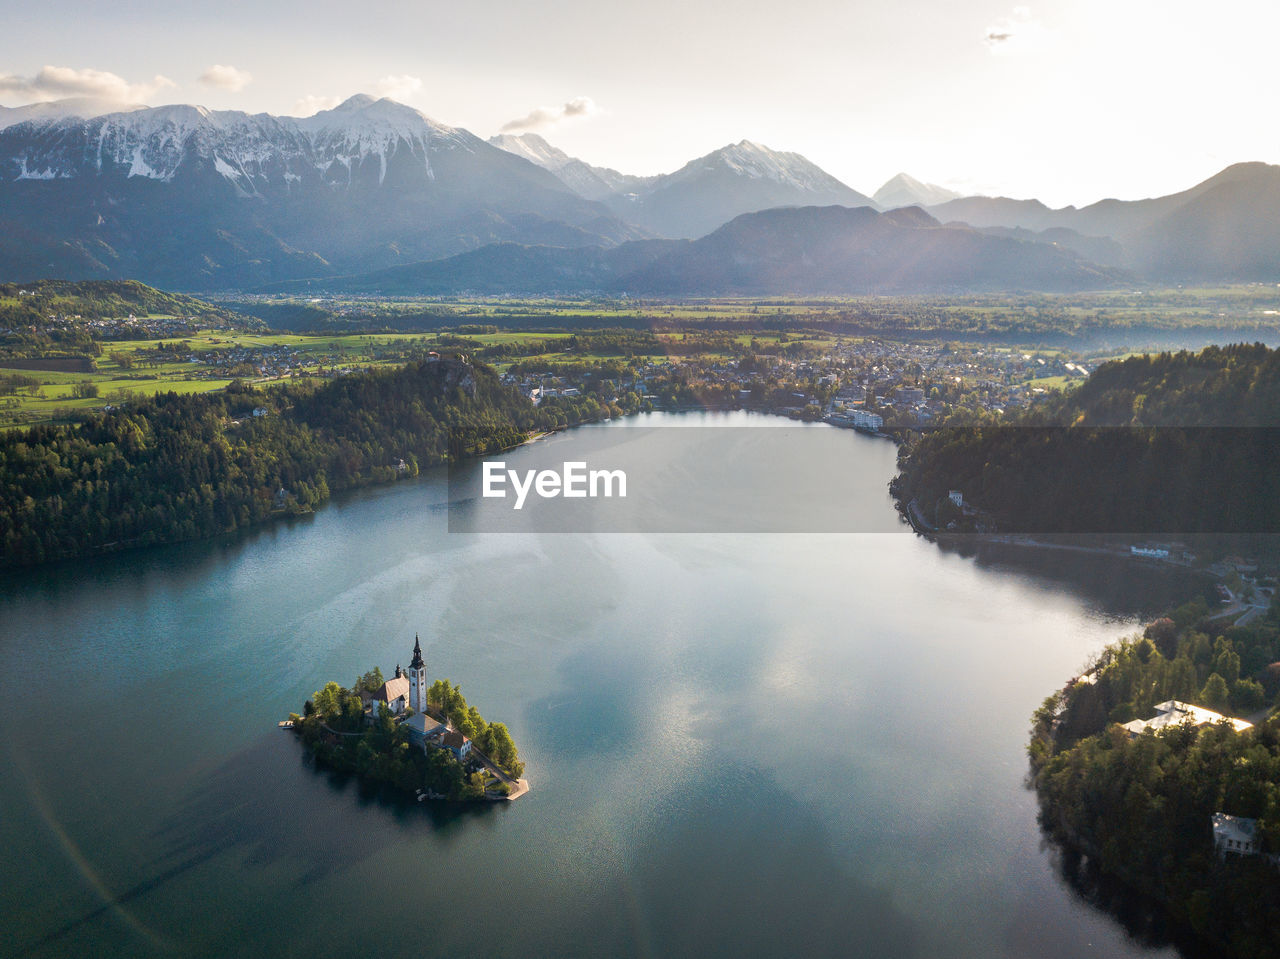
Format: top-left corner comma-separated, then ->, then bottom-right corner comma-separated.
441,729 -> 472,761
1121,700 -> 1253,738
374,671 -> 411,715
1131,546 -> 1170,559
1212,813 -> 1260,856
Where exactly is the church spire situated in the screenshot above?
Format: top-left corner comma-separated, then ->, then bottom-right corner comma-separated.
409,633 -> 425,670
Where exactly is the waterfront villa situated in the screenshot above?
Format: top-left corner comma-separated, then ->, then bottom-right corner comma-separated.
441,729 -> 472,760
1120,700 -> 1253,738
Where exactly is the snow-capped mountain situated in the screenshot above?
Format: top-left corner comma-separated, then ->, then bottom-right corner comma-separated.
488,132 -> 649,201
872,173 -> 960,209
7,95 -> 480,190
0,95 -> 642,288
493,134 -> 874,239
615,140 -> 875,238
0,97 -> 147,131
662,140 -> 853,196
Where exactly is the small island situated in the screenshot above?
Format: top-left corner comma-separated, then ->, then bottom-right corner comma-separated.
286,635 -> 528,802
1029,592 -> 1280,957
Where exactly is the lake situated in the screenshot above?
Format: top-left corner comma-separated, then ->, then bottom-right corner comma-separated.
0,412 -> 1203,958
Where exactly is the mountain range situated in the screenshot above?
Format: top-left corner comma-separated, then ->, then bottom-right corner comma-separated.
0,95 -> 641,288
264,205 -> 1123,297
1,95 -> 1279,293
490,135 -> 874,239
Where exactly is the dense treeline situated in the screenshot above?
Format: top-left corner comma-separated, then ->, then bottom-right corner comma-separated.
426,678 -> 523,777
0,356 -> 611,568
892,344 -> 1280,533
1029,601 -> 1280,957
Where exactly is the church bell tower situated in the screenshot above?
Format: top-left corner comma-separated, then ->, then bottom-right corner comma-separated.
408,634 -> 427,713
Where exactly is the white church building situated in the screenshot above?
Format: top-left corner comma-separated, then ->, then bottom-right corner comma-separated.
371,634 -> 473,760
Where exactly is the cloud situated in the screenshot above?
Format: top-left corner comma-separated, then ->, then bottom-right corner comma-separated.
500,96 -> 599,133
373,74 -> 422,101
0,66 -> 175,103
293,94 -> 342,116
984,7 -> 1053,56
198,64 -> 252,92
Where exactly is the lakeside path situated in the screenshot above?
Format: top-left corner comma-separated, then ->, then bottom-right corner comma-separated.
467,740 -> 530,801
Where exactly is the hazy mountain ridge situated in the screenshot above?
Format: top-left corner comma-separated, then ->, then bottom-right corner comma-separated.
925,162 -> 1280,280
261,205 -> 1126,296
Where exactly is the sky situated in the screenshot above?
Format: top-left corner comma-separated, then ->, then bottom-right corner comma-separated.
1,0 -> 1277,207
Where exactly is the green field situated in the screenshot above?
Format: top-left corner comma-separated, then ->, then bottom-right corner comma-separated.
8,285 -> 1280,429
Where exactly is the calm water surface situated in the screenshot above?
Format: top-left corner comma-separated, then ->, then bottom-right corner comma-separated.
0,413 -> 1200,958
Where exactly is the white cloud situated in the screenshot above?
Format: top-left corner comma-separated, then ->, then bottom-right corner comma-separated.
500,96 -> 599,133
373,74 -> 423,101
0,65 -> 175,103
984,7 -> 1054,56
198,64 -> 252,93
292,94 -> 343,116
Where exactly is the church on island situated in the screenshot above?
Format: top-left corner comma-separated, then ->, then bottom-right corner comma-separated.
361,635 -> 472,761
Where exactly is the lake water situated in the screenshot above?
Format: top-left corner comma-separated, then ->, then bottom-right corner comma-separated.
0,412 -> 1203,958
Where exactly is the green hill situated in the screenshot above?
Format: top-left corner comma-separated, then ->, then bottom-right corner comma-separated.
892,343 -> 1280,534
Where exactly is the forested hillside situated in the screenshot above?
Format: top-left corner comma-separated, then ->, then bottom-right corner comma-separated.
1029,601 -> 1280,958
0,356 -> 610,568
0,279 -> 262,358
892,344 -> 1280,533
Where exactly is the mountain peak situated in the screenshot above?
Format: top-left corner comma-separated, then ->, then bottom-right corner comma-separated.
297,96 -> 459,145
873,173 -> 961,209
0,96 -> 149,130
332,93 -> 378,111
489,132 -> 571,168
679,140 -> 849,192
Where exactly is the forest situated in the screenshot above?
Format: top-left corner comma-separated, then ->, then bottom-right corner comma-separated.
1029,598 -> 1280,958
0,354 -> 624,568
892,343 -> 1280,534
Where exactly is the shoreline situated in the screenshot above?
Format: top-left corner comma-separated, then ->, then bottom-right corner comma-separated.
286,716 -> 532,804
